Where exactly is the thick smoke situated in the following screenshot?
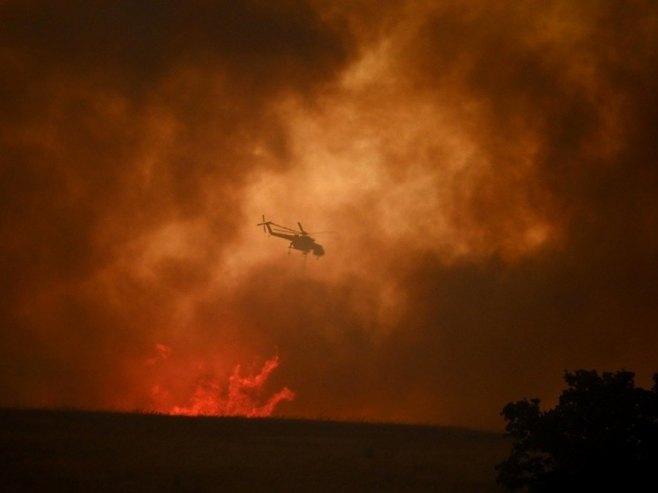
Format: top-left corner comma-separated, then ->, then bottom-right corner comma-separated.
0,0 -> 353,409
1,1 -> 657,429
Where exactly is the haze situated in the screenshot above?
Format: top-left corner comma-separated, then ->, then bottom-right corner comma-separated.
1,1 -> 657,429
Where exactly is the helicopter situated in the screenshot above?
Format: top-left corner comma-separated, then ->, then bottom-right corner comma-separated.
257,215 -> 325,257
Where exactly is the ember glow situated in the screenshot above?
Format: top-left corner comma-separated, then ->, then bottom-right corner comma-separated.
148,346 -> 294,418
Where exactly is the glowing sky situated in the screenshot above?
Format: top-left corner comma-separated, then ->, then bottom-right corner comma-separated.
1,1 -> 657,429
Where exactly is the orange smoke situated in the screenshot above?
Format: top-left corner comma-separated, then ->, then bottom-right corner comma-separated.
147,345 -> 294,417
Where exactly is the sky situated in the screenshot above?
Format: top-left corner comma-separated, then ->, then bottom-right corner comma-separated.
1,0 -> 657,430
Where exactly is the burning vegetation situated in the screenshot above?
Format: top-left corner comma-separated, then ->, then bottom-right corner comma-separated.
146,345 -> 294,418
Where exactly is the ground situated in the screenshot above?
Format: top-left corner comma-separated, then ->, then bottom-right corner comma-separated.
1,409 -> 506,492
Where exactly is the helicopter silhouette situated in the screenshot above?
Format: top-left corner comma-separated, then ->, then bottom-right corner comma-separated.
257,215 -> 325,257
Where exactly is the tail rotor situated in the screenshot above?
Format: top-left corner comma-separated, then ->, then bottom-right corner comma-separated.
257,214 -> 268,233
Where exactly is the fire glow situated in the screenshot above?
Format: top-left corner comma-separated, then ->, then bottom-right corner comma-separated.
148,344 -> 294,417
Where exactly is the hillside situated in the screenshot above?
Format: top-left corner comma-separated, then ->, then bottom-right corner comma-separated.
1,409 -> 506,492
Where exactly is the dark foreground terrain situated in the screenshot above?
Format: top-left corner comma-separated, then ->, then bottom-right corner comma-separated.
0,409 -> 506,492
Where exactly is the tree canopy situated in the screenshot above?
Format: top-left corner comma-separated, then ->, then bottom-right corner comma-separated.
497,370 -> 658,492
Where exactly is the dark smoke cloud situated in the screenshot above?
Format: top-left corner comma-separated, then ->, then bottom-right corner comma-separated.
359,1 -> 658,424
1,1 -> 657,429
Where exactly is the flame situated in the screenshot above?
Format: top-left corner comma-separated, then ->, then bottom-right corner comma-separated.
146,345 -> 295,417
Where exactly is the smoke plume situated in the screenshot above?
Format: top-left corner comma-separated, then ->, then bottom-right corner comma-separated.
1,1 -> 657,429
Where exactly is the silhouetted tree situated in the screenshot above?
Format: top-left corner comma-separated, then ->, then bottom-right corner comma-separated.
497,370 -> 658,492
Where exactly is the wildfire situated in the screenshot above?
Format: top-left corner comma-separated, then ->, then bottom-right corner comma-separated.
147,345 -> 294,418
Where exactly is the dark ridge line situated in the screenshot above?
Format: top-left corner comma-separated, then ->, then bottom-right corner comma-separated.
0,406 -> 502,437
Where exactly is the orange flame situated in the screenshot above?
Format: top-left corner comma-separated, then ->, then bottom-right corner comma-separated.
147,345 -> 294,417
